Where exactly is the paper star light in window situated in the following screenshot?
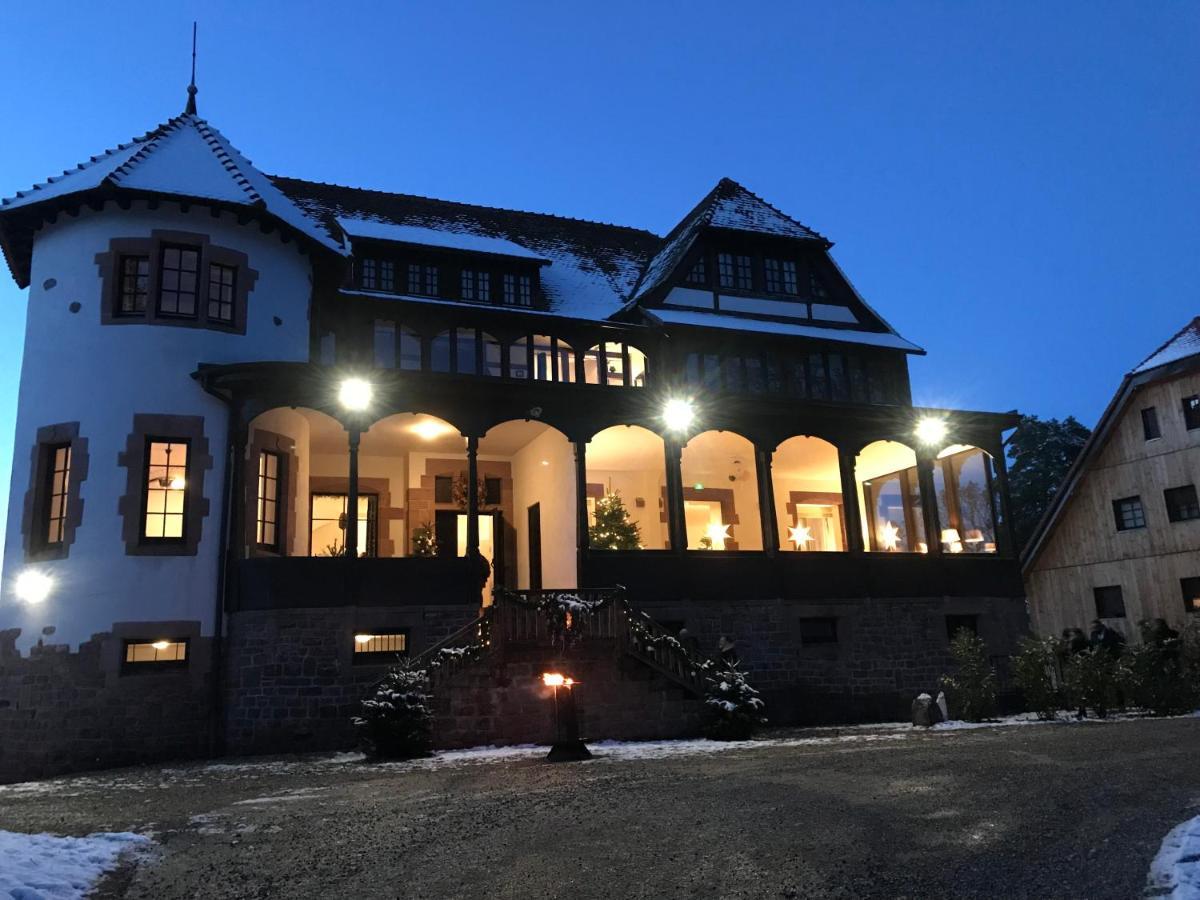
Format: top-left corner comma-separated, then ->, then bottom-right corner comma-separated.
880,521 -> 900,552
788,524 -> 813,547
705,522 -> 731,548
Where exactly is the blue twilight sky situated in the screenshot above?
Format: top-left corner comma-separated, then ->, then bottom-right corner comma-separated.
0,1 -> 1196,527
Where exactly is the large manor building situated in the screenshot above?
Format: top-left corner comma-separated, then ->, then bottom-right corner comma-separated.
0,90 -> 1027,779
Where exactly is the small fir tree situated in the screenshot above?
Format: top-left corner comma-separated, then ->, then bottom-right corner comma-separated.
588,491 -> 642,550
1012,636 -> 1062,720
352,664 -> 433,759
939,628 -> 998,722
702,662 -> 766,741
411,522 -> 439,557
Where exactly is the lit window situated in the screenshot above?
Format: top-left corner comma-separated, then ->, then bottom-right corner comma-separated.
143,440 -> 189,540
360,258 -> 377,290
207,262 -> 236,324
158,245 -> 200,317
41,444 -> 71,547
1184,396 -> 1200,431
123,639 -> 188,670
686,257 -> 707,285
1181,577 -> 1200,614
408,263 -> 438,296
516,335 -> 574,382
256,451 -> 283,551
764,258 -> 798,294
1141,407 -> 1161,441
1112,496 -> 1146,532
1093,585 -> 1126,619
352,631 -> 408,662
503,274 -> 532,307
1165,485 -> 1200,523
461,269 -> 490,302
117,255 -> 149,314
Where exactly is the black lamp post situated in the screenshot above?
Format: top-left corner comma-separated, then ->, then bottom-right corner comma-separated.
543,673 -> 591,762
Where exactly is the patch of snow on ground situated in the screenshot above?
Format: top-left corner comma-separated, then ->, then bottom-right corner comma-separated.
0,829 -> 148,900
1146,813 -> 1200,898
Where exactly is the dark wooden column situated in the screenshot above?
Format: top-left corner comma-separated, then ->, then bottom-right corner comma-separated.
574,440 -> 589,586
988,438 -> 1016,556
466,435 -> 480,556
223,406 -> 250,610
916,454 -> 943,556
664,437 -> 686,552
755,446 -> 779,555
345,425 -> 361,559
838,447 -> 864,554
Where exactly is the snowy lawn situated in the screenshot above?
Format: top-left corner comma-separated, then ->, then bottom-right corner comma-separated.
0,830 -> 148,900
1147,813 -> 1200,899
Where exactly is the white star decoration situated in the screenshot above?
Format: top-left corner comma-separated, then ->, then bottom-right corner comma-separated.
788,524 -> 813,547
705,523 -> 731,547
880,521 -> 900,552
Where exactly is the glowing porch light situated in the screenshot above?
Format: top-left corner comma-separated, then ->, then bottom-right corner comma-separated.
14,570 -> 53,605
354,633 -> 374,645
914,416 -> 948,447
788,524 -> 813,547
338,377 -> 373,412
542,672 -> 575,687
662,398 -> 695,433
151,640 -> 171,651
410,419 -> 453,441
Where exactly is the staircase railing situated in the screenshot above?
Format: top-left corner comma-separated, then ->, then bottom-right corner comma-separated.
619,605 -> 709,697
414,611 -> 492,683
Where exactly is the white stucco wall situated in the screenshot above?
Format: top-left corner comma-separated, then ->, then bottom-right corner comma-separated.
2,201 -> 314,650
511,428 -> 577,589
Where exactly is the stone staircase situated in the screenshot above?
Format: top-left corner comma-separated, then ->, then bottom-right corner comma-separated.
415,588 -> 709,748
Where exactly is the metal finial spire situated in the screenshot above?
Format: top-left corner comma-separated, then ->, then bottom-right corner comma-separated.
185,22 -> 198,115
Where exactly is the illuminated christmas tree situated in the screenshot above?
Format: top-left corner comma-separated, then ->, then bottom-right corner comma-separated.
588,491 -> 642,550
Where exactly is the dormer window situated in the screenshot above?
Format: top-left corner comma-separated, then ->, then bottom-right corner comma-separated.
408,263 -> 439,296
503,274 -> 532,307
686,257 -> 707,286
764,258 -> 798,295
360,258 -> 377,290
461,269 -> 490,303
718,253 -> 753,290
158,245 -> 200,317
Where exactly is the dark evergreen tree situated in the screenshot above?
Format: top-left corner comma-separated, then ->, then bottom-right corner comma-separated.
588,491 -> 642,550
352,664 -> 433,759
702,662 -> 766,740
1007,414 -> 1091,550
940,629 -> 998,721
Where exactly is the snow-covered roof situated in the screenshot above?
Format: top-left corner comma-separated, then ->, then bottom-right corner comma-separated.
0,113 -> 346,256
336,217 -> 550,263
631,178 -> 827,303
277,178 -> 658,322
1131,316 -> 1200,375
645,308 -> 925,353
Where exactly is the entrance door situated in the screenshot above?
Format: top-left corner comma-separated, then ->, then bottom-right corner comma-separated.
527,503 -> 542,590
436,510 -> 500,601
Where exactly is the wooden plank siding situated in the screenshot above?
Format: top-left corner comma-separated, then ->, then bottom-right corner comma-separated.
1026,370 -> 1200,638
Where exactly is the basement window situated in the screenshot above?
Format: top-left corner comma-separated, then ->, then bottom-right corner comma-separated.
122,639 -> 189,672
798,617 -> 838,645
353,631 -> 409,663
945,614 -> 979,641
1182,577 -> 1200,614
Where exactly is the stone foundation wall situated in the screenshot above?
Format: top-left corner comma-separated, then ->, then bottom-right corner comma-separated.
0,627 -> 212,785
432,641 -> 704,749
636,594 -> 1028,724
222,603 -> 478,755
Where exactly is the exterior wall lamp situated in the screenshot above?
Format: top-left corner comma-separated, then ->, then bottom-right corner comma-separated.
14,570 -> 53,605
662,398 -> 695,434
914,416 -> 948,447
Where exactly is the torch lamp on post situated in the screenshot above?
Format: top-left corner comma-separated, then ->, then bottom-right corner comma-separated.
542,672 -> 591,762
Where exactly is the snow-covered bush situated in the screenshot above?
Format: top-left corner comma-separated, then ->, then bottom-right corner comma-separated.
1012,636 -> 1062,720
352,664 -> 433,759
939,628 -> 997,722
701,663 -> 766,741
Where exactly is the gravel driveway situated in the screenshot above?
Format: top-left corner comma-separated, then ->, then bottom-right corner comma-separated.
2,716 -> 1198,899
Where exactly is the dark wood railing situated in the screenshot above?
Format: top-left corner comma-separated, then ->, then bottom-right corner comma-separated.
619,606 -> 709,696
414,613 -> 492,684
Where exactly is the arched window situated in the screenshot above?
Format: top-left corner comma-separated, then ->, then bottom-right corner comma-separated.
373,321 -> 423,371
509,335 -> 574,382
584,425 -> 668,550
933,445 -> 998,553
855,441 -> 926,553
398,326 -> 422,371
772,436 -> 844,552
583,342 -> 647,387
679,430 -> 762,551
